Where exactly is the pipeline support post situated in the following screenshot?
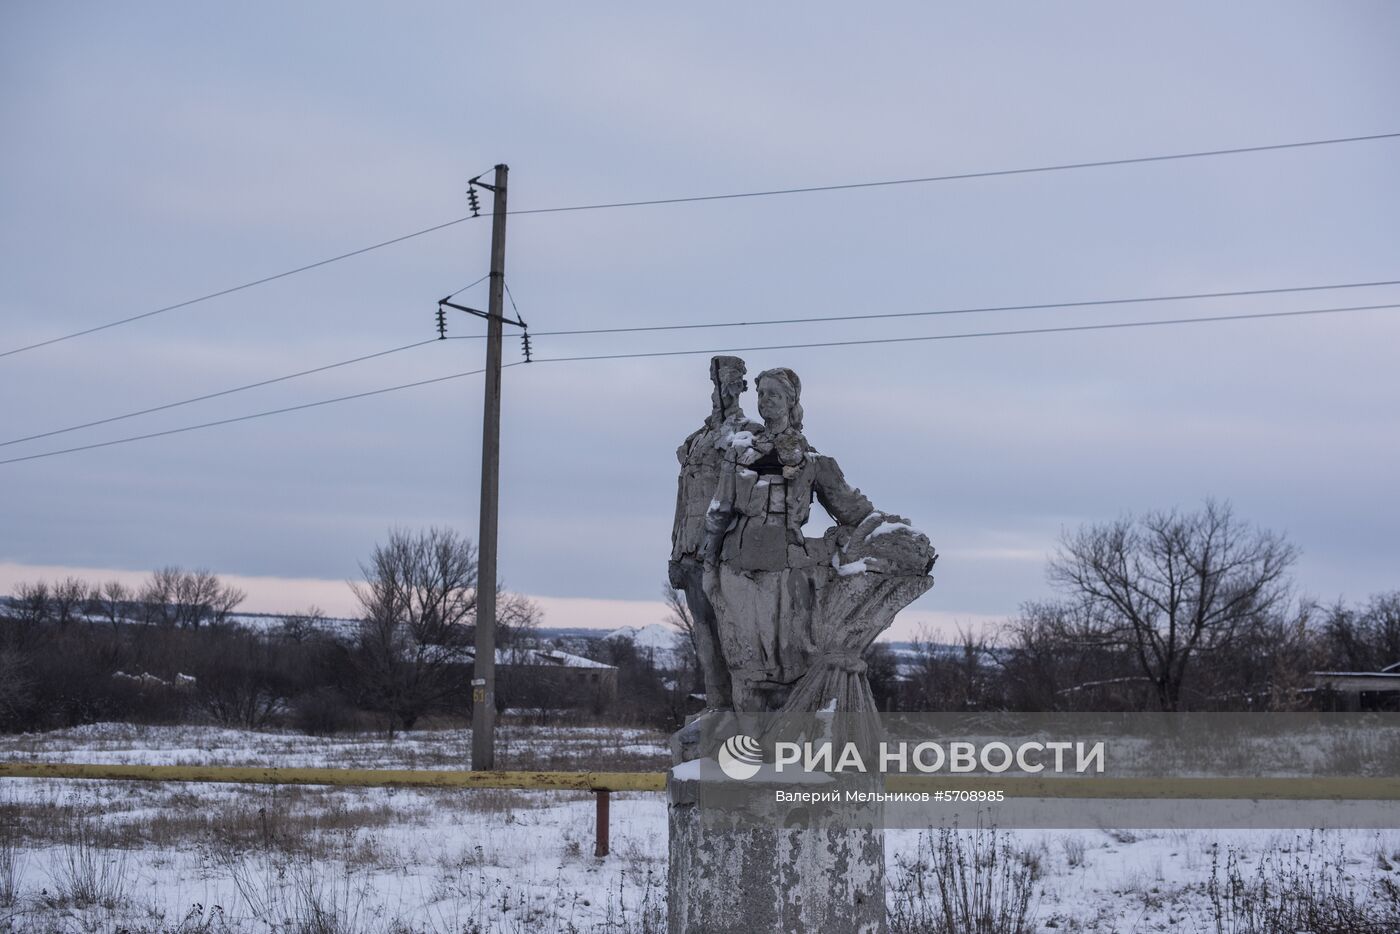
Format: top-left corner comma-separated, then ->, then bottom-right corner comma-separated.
595,789 -> 611,857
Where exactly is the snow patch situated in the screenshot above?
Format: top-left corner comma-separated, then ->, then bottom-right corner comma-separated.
603,623 -> 686,668
866,520 -> 919,541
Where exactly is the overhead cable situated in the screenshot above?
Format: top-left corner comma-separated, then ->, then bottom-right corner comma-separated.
507,131 -> 1400,217
5,301 -> 1392,466
0,339 -> 440,448
529,302 -> 1400,363
0,365 -> 525,467
5,130 -> 1395,360
522,276 -> 1400,338
0,220 -> 480,360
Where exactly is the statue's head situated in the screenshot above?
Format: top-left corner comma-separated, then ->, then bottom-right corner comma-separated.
709,356 -> 748,416
755,367 -> 803,433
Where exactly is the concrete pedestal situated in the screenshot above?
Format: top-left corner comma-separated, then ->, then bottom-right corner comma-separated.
667,764 -> 886,934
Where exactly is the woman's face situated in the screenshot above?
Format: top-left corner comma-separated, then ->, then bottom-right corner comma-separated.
756,378 -> 792,426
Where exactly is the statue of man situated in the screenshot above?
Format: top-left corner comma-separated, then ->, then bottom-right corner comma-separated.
670,356 -> 762,710
702,366 -> 937,715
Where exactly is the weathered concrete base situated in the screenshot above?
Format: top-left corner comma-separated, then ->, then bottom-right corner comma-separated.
667,766 -> 886,934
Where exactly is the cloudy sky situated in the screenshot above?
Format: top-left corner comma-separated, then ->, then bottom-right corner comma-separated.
2,3 -> 1398,639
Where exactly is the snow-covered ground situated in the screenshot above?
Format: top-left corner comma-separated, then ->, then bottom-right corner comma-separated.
2,724 -> 1398,932
0,723 -> 668,773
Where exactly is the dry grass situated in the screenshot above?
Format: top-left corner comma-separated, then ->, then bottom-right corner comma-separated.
0,784 -> 570,868
0,723 -> 675,932
888,822 -> 1039,934
0,781 -> 621,933
217,845 -> 383,934
43,817 -> 131,911
1205,832 -> 1400,933
0,801 -> 23,910
1060,834 -> 1087,869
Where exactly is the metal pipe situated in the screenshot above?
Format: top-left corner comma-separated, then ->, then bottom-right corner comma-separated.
0,762 -> 665,791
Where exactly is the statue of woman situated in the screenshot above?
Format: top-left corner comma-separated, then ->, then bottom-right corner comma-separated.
702,367 -> 934,715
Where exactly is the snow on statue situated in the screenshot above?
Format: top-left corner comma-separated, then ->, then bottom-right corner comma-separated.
670,358 -> 936,751
668,355 -> 762,711
666,359 -> 938,934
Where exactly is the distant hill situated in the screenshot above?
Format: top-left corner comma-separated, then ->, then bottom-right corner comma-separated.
602,623 -> 687,668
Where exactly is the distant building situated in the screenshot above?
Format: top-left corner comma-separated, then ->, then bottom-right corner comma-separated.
466,645 -> 618,711
1310,661 -> 1400,710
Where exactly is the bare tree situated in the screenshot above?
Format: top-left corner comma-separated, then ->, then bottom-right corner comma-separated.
896,625 -> 1002,711
657,581 -> 704,704
138,566 -> 180,626
495,591 -> 542,649
87,580 -> 133,635
1048,499 -> 1296,711
277,606 -> 328,644
1320,592 -> 1400,673
1000,600 -> 1146,710
0,649 -> 35,728
662,582 -> 696,650
1363,592 -> 1400,668
13,581 -> 52,624
351,527 -> 480,734
1201,600 -> 1319,710
174,569 -> 245,629
50,577 -> 89,626
191,630 -> 289,729
136,567 -> 244,629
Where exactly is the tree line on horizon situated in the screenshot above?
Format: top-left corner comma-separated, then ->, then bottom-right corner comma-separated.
869,500 -> 1399,712
0,529 -> 692,736
2,503 -> 1398,736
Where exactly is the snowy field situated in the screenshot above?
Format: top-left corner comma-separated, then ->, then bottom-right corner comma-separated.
2,724 -> 1399,933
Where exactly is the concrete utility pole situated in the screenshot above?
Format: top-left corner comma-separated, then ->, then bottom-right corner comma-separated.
471,163 -> 508,771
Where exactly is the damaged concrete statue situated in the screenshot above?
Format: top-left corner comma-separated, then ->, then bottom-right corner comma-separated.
701,365 -> 935,723
669,355 -> 761,712
667,360 -> 937,934
670,361 -> 936,737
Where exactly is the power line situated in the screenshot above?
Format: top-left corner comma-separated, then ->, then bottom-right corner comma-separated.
19,270 -> 1388,442
528,302 -> 1400,364
0,218 -> 482,361
0,364 -> 524,467
4,130 -> 1395,362
17,276 -> 1392,449
0,339 -> 440,448
506,131 -> 1400,217
5,300 -> 1392,466
526,276 -> 1400,338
